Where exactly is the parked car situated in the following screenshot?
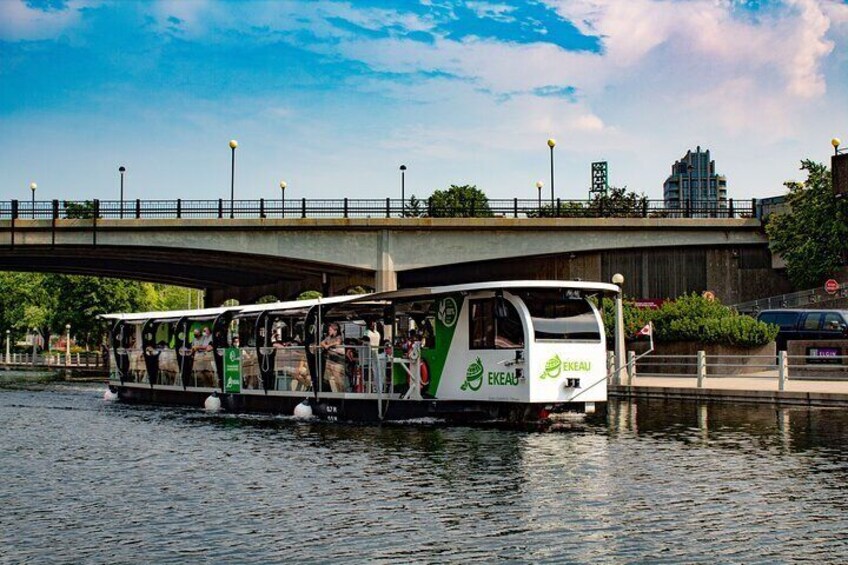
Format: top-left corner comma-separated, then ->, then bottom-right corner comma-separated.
756,309 -> 848,351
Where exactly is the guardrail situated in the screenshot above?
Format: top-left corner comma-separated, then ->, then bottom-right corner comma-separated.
732,282 -> 848,314
616,351 -> 848,389
0,198 -> 759,220
3,351 -> 106,369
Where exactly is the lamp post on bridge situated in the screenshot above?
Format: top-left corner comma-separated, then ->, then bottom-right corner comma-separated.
30,182 -> 37,219
65,323 -> 71,366
834,137 -> 842,155
535,180 -> 543,215
547,138 -> 556,208
399,165 -> 407,217
119,166 -> 126,218
687,163 -> 694,216
229,139 -> 238,219
280,181 -> 287,218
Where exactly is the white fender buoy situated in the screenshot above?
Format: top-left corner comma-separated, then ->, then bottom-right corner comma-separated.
204,391 -> 222,412
103,387 -> 118,401
293,400 -> 313,419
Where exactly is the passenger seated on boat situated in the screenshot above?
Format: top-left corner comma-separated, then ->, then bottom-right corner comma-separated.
193,351 -> 217,387
242,348 -> 260,390
191,328 -> 212,353
128,349 -> 145,383
159,350 -> 179,385
345,339 -> 362,392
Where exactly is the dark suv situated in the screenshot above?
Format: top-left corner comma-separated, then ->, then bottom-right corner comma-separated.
756,310 -> 848,351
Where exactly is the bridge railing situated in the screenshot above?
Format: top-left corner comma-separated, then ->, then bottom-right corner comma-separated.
0,198 -> 758,220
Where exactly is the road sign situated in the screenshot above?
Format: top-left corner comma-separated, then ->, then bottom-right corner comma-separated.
825,279 -> 839,294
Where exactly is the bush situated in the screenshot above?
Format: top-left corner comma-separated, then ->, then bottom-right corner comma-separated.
603,293 -> 777,347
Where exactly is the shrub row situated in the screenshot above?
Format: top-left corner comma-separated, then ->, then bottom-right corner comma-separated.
602,293 -> 778,347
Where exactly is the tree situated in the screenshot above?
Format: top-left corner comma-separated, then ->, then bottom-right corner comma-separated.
427,184 -> 493,217
404,195 -> 425,218
43,275 -> 157,348
64,200 -> 98,219
589,185 -> 648,217
765,160 -> 847,289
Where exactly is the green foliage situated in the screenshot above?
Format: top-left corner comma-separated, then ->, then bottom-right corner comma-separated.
64,200 -> 97,219
526,186 -> 646,218
589,186 -> 648,217
0,273 -> 203,348
428,185 -> 493,218
404,195 -> 425,218
43,275 -> 156,347
765,160 -> 847,289
602,293 -> 777,347
297,290 -> 322,300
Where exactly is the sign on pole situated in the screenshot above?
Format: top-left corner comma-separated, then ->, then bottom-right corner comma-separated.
224,347 -> 241,393
825,279 -> 839,294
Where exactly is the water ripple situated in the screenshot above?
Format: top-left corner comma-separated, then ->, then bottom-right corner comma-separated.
1,382 -> 848,563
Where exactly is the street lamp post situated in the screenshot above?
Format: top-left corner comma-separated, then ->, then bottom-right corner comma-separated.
535,180 -> 543,214
119,166 -> 126,218
280,181 -> 287,218
687,163 -> 694,216
547,138 -> 556,208
30,182 -> 37,219
611,273 -> 626,385
229,140 -> 238,218
65,323 -> 71,366
834,137 -> 842,156
5,329 -> 9,365
399,165 -> 407,217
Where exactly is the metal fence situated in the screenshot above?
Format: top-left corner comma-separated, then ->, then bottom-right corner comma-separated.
2,351 -> 105,369
732,282 -> 848,314
0,198 -> 759,220
612,350 -> 848,390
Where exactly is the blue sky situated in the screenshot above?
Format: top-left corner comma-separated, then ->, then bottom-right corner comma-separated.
1,0 -> 847,202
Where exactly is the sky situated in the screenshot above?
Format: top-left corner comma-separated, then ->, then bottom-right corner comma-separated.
1,0 -> 847,203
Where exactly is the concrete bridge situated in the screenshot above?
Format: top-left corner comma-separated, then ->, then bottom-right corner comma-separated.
0,215 -> 789,305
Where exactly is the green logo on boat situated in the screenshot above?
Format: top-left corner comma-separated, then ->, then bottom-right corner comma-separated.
461,357 -> 484,391
438,297 -> 458,328
540,355 -> 591,379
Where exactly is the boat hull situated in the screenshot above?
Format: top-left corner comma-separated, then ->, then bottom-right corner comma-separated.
114,383 -> 596,424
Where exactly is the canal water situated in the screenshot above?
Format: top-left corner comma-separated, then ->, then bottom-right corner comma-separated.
2,380 -> 847,564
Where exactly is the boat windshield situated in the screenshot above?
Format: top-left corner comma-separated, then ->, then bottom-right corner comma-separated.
517,291 -> 601,342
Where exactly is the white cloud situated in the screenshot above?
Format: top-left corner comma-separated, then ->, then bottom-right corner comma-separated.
0,0 -> 99,41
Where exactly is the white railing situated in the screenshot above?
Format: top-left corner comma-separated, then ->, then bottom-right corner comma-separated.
615,350 -> 848,390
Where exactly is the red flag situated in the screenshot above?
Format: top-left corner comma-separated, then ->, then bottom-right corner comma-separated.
634,322 -> 654,351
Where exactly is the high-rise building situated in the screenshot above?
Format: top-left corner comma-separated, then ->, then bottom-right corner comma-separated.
663,146 -> 727,214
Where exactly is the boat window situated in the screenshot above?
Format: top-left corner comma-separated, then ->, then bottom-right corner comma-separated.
518,292 -> 600,342
393,301 -> 437,351
469,298 -> 524,350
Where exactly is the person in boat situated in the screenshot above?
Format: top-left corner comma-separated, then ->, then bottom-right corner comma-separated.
319,323 -> 345,392
366,321 -> 383,393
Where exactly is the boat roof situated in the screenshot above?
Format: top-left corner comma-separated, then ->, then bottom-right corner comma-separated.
99,294 -> 363,322
99,305 -> 234,322
354,280 -> 620,302
100,280 -> 620,321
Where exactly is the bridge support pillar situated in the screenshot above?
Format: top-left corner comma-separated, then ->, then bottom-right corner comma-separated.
376,229 -> 397,292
